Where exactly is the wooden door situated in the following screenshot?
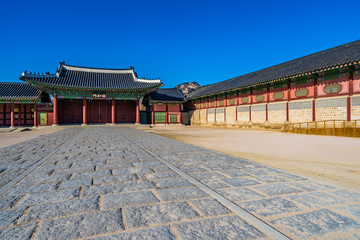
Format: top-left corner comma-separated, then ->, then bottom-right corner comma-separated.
99,101 -> 109,123
90,100 -> 110,123
39,112 -> 47,125
116,101 -> 136,123
60,99 -> 82,124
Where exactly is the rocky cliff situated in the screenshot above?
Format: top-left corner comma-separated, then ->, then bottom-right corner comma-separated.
175,82 -> 201,96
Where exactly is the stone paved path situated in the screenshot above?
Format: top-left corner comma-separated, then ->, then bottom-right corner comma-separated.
0,126 -> 359,239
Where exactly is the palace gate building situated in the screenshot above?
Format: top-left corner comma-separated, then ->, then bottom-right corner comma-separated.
0,40 -> 360,129
5,63 -> 185,127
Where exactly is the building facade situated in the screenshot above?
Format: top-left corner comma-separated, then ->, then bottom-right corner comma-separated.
0,83 -> 50,127
1,40 -> 360,129
186,40 -> 360,128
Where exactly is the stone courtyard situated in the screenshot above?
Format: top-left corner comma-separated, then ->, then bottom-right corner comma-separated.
0,126 -> 360,239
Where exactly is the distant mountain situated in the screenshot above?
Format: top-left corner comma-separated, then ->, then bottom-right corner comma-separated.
175,82 -> 201,96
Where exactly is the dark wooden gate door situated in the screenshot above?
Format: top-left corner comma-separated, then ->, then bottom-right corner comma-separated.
99,101 -> 109,123
60,99 -> 82,124
116,101 -> 136,123
90,100 -> 110,123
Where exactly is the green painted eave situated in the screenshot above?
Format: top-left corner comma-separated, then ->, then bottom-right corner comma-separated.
23,79 -> 162,92
0,98 -> 40,104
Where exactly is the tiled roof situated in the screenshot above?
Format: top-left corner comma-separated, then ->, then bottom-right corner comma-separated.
149,88 -> 186,102
20,63 -> 163,90
188,40 -> 360,99
0,82 -> 42,100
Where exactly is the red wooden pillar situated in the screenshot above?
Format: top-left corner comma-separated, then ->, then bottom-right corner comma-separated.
266,87 -> 269,121
224,94 -> 227,122
83,99 -> 87,125
179,104 -> 182,124
10,103 -> 15,128
18,104 -> 22,126
165,104 -> 168,125
313,78 -> 317,122
286,102 -> 289,122
33,102 -> 38,127
347,71 -> 353,121
286,81 -> 291,122
111,98 -> 115,124
53,96 -> 58,125
135,98 -> 140,124
236,92 -> 239,122
249,89 -> 253,121
266,105 -> 268,121
151,109 -> 155,125
2,104 -> 4,126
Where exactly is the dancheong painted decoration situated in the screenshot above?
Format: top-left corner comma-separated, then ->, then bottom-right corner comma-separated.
1,40 -> 360,128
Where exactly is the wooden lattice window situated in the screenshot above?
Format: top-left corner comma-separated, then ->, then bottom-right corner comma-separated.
170,114 -> 177,123
154,112 -> 166,123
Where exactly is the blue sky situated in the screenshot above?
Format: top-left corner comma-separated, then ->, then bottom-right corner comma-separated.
1,0 -> 359,88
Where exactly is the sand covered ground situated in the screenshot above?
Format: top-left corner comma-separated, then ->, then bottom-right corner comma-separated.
144,125 -> 360,191
0,126 -> 71,148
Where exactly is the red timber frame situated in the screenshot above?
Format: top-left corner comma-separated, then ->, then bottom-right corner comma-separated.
0,103 -> 36,127
189,66 -> 358,125
55,98 -> 138,125
150,102 -> 182,125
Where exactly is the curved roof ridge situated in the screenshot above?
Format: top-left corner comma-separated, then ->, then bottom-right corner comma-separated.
61,64 -> 134,74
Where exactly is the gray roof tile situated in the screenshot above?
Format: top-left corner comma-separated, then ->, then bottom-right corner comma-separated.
188,40 -> 360,99
149,88 -> 186,102
0,82 -> 42,100
20,64 -> 162,90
